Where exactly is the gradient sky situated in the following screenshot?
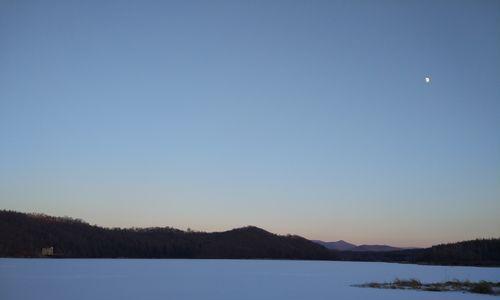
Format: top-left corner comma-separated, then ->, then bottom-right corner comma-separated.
1,0 -> 499,247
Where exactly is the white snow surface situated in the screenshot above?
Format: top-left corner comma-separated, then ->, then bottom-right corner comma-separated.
1,259 -> 499,300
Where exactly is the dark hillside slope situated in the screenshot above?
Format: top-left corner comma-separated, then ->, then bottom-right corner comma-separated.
416,238 -> 500,266
0,210 -> 335,260
198,227 -> 332,259
337,239 -> 500,266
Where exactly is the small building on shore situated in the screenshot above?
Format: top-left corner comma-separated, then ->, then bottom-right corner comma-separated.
41,247 -> 54,256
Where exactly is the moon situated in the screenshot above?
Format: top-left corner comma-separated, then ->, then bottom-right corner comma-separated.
425,76 -> 431,83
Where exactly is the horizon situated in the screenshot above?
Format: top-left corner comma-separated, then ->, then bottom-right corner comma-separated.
1,0 -> 500,249
6,208 -> 499,248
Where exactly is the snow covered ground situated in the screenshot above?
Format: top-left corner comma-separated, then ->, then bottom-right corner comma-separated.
1,259 -> 499,300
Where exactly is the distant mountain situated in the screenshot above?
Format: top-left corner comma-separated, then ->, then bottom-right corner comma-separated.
313,240 -> 356,251
312,240 -> 403,252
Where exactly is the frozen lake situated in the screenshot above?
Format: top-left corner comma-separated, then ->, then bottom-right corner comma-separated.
1,259 -> 499,300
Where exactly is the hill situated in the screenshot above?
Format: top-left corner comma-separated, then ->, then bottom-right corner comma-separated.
337,239 -> 500,266
0,210 -> 335,260
1,210 -> 498,266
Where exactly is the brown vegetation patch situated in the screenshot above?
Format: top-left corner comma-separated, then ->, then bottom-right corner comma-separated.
354,279 -> 500,295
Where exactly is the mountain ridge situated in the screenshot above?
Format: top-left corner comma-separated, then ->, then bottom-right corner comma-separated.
313,240 -> 357,251
1,210 -> 499,266
313,239 -> 410,252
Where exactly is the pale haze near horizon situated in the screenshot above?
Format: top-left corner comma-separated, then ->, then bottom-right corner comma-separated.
1,0 -> 499,247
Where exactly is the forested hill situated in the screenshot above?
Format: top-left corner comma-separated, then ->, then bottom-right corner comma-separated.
418,238 -> 500,266
337,238 -> 500,266
0,210 -> 335,260
1,210 -> 498,266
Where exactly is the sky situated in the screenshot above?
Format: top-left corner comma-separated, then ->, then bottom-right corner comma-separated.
1,0 -> 499,247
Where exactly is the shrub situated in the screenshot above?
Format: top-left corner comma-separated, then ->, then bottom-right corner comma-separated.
470,281 -> 493,294
394,278 -> 421,288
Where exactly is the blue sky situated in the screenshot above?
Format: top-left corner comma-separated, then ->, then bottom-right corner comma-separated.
1,0 -> 499,246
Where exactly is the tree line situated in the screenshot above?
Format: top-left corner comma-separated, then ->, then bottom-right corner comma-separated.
0,210 -> 334,260
1,210 -> 498,266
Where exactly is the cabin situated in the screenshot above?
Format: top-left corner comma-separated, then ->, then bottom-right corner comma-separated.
41,246 -> 54,256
